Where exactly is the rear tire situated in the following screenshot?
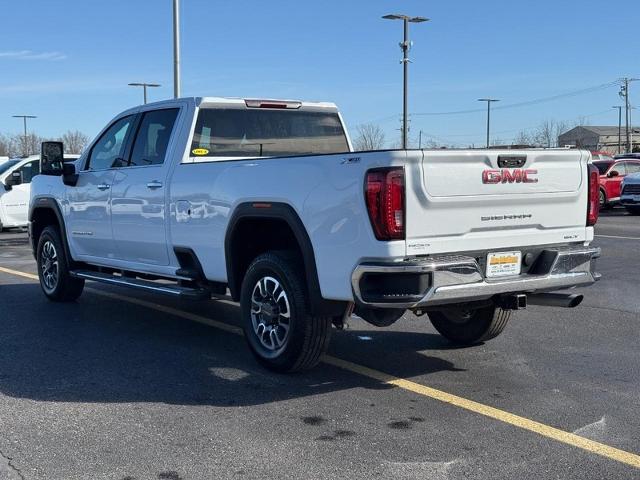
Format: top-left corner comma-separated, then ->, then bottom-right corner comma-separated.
626,206 -> 640,216
240,251 -> 332,372
36,226 -> 84,302
428,305 -> 511,345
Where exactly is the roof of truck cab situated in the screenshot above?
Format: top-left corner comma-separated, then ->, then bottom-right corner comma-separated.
126,96 -> 339,112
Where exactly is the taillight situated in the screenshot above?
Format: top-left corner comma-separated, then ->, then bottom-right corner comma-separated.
587,163 -> 600,226
365,167 -> 405,240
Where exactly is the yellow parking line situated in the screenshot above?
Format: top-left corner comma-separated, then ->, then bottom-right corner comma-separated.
1,265 -> 639,469
0,266 -> 38,280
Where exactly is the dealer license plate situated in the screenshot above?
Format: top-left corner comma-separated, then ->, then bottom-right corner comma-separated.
486,251 -> 522,278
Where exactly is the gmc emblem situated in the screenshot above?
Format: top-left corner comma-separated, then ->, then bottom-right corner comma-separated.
482,168 -> 538,184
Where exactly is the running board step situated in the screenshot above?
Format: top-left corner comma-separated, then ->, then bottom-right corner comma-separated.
70,270 -> 211,300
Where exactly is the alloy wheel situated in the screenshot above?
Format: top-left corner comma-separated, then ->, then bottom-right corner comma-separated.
250,276 -> 292,353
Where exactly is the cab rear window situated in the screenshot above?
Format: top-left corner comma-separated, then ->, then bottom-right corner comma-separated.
190,108 -> 349,158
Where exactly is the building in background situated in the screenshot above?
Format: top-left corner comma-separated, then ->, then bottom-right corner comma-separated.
558,126 -> 640,153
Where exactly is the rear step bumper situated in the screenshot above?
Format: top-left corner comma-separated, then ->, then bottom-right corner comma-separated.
70,270 -> 211,300
351,246 -> 600,309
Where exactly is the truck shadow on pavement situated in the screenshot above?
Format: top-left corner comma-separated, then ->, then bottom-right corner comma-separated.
0,283 -> 464,407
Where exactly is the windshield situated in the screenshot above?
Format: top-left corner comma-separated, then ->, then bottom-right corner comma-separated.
190,108 -> 349,158
593,161 -> 613,175
0,160 -> 20,176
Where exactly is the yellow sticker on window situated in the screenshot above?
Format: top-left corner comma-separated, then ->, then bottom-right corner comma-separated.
192,148 -> 209,156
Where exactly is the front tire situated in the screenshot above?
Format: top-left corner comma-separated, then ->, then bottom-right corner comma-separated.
37,226 -> 85,302
428,305 -> 511,345
599,189 -> 608,209
240,251 -> 332,372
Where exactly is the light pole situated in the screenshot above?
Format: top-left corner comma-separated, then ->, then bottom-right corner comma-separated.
613,106 -> 623,154
382,14 -> 429,150
128,82 -> 161,104
478,98 -> 500,148
12,115 -> 37,156
173,0 -> 181,99
620,78 -> 639,152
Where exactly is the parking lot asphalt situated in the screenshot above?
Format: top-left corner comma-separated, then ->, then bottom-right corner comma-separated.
0,211 -> 638,480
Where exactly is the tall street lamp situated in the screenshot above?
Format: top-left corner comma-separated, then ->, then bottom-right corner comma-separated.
382,14 -> 429,150
477,98 -> 500,148
128,82 -> 161,104
12,115 -> 37,156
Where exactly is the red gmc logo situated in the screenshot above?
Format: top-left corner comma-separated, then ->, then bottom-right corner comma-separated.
482,169 -> 538,184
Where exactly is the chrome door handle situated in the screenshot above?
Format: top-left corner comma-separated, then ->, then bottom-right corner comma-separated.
146,181 -> 163,189
97,183 -> 110,191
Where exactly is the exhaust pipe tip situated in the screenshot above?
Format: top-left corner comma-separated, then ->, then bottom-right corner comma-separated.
527,292 -> 584,309
567,294 -> 584,308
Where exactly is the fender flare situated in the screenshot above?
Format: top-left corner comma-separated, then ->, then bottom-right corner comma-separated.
224,202 -> 345,316
29,197 -> 73,263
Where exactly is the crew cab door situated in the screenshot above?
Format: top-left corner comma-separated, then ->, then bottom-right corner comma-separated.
66,115 -> 135,258
110,108 -> 180,266
0,159 -> 39,226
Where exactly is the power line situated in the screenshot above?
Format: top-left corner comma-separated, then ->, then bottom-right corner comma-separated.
411,81 -> 620,117
359,80 -> 622,126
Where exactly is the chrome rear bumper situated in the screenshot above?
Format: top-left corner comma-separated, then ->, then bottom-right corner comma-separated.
351,246 -> 601,309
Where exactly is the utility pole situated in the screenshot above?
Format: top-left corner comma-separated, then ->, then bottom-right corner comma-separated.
613,106 -> 623,154
620,78 -> 639,153
128,82 -> 161,104
382,14 -> 429,150
173,0 -> 181,99
477,98 -> 500,148
418,130 -> 423,149
12,115 -> 37,156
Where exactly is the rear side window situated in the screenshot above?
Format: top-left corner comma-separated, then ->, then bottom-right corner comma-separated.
129,108 -> 179,167
87,116 -> 134,170
593,161 -> 612,174
190,108 -> 349,158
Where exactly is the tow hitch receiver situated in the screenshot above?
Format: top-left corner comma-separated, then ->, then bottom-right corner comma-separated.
498,294 -> 527,310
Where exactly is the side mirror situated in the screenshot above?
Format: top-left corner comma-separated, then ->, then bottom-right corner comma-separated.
608,170 -> 620,178
62,162 -> 79,187
41,141 -> 65,176
4,171 -> 22,190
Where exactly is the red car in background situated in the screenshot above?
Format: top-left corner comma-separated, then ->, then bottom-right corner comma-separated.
593,157 -> 640,208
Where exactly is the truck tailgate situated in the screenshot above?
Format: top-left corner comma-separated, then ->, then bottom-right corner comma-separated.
405,149 -> 589,256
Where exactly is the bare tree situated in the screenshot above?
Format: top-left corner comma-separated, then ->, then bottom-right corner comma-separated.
353,124 -> 385,151
513,130 -> 533,146
512,119 -> 580,148
0,134 -> 9,157
61,130 -> 90,154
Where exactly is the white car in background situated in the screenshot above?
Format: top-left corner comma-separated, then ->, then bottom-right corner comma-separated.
0,155 -> 79,231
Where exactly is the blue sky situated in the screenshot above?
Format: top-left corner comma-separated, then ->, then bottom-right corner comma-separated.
0,0 -> 638,147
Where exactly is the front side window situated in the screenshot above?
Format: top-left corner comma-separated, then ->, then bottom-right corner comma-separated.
610,162 -> 627,176
18,160 -> 40,183
87,115 -> 134,170
190,108 -> 349,158
129,109 -> 179,167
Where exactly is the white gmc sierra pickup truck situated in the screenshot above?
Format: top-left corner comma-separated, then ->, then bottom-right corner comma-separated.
29,97 -> 601,372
